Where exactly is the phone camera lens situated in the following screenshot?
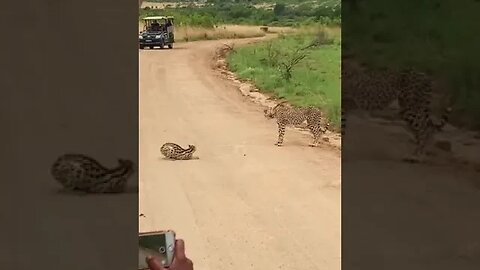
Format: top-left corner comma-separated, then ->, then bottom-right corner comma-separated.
158,246 -> 166,253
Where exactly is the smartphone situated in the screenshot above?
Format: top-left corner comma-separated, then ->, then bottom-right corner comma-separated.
138,231 -> 176,269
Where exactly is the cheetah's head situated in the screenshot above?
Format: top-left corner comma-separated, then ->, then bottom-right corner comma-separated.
321,121 -> 331,132
264,107 -> 275,118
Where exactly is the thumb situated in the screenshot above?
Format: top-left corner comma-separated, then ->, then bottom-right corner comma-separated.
174,239 -> 187,260
146,256 -> 165,270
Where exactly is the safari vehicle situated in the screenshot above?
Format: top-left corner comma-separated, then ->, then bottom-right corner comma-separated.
139,16 -> 175,49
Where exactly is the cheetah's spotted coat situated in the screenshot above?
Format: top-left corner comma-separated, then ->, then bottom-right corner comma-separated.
51,154 -> 134,193
264,102 -> 330,147
341,59 -> 452,162
160,143 -> 197,160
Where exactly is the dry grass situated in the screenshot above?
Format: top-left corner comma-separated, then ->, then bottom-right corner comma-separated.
138,24 -> 296,42
175,25 -> 264,41
260,25 -> 296,34
253,3 -> 274,10
141,1 -> 206,9
292,25 -> 341,38
322,25 -> 341,38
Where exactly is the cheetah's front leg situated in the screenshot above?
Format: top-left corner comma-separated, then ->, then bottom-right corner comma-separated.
308,126 -> 321,147
402,132 -> 429,163
275,123 -> 286,146
309,140 -> 319,147
308,123 -> 329,147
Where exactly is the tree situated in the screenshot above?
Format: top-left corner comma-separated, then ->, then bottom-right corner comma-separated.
278,41 -> 319,81
273,3 -> 286,16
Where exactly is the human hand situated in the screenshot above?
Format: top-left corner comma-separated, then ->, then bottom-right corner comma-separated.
146,239 -> 194,270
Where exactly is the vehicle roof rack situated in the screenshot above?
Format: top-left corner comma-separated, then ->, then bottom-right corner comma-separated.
143,16 -> 174,20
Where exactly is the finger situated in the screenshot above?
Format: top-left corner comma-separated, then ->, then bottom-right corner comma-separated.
146,255 -> 165,270
186,258 -> 194,268
174,239 -> 186,260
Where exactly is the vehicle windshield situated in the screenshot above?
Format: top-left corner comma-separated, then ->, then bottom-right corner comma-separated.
144,18 -> 173,32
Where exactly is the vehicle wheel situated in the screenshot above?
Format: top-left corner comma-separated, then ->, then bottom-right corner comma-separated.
168,44 -> 173,49
149,46 -> 154,49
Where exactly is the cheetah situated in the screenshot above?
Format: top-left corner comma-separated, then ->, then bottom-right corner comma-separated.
341,59 -> 452,163
264,102 -> 330,147
341,62 -> 404,136
160,143 -> 197,160
51,154 -> 135,193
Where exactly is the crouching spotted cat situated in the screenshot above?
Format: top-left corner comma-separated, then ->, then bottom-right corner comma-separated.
51,154 -> 135,193
160,143 -> 198,160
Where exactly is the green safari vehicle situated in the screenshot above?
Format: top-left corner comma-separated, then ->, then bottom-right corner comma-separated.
139,16 -> 175,49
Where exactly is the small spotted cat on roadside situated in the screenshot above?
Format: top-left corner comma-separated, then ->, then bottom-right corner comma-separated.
264,101 -> 330,147
160,143 -> 198,160
51,154 -> 135,193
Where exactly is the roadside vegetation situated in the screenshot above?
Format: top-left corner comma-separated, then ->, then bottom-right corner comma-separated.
139,0 -> 341,41
139,1 -> 342,129
173,25 -> 265,42
140,0 -> 340,27
343,0 -> 480,129
172,25 -> 293,42
227,27 -> 341,129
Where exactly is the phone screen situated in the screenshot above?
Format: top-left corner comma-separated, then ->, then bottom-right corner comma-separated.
138,232 -> 175,269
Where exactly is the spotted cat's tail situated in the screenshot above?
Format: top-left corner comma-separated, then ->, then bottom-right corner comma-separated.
118,158 -> 135,173
187,145 -> 196,153
118,158 -> 133,167
107,159 -> 135,182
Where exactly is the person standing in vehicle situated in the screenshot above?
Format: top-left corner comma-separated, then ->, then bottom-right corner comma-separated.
151,20 -> 161,31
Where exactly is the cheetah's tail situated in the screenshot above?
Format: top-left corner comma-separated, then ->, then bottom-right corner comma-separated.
272,100 -> 289,111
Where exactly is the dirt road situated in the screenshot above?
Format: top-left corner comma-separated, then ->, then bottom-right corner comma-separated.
343,113 -> 480,270
138,38 -> 341,270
